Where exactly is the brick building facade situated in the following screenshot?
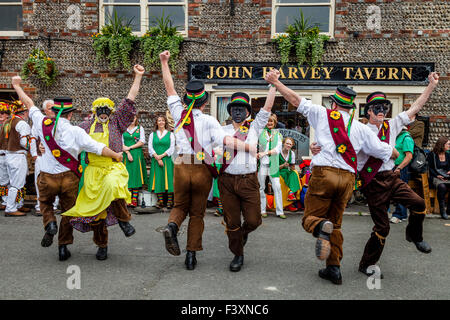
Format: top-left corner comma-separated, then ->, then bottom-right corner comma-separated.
0,0 -> 448,155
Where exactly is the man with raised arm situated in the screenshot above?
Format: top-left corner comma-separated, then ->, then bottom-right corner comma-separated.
159,50 -> 256,270
12,76 -> 123,261
265,69 -> 398,285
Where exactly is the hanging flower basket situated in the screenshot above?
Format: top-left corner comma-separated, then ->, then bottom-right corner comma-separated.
21,49 -> 58,86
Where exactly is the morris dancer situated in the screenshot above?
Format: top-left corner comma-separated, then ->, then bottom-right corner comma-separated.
265,69 -> 398,285
0,101 -> 12,210
356,73 -> 439,276
12,76 -> 122,261
159,50 -> 256,270
218,86 -> 276,272
63,64 -> 144,261
3,99 -> 37,216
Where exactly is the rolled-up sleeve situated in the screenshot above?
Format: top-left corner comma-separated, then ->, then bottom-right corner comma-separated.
253,109 -> 271,134
75,127 -> 105,155
139,126 -> 146,144
167,95 -> 184,126
390,111 -> 412,134
113,98 -> 137,134
296,98 -> 323,129
210,118 -> 229,147
361,126 -> 393,163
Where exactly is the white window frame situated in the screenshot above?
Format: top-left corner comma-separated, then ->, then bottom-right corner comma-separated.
99,0 -> 188,37
271,0 -> 335,38
0,1 -> 24,36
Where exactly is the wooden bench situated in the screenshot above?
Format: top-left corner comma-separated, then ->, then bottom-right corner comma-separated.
408,172 -> 447,214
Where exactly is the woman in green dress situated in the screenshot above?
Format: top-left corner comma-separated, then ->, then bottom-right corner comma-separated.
279,137 -> 302,202
148,115 -> 175,209
122,113 -> 148,207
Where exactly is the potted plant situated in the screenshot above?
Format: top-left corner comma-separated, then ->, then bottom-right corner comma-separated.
273,9 -> 330,67
21,49 -> 58,86
140,12 -> 184,70
92,11 -> 137,70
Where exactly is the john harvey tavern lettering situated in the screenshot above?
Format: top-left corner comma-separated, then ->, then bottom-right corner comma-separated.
188,62 -> 434,85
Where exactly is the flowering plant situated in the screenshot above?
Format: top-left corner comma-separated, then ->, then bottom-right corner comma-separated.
140,12 -> 183,69
273,9 -> 329,67
21,49 -> 58,86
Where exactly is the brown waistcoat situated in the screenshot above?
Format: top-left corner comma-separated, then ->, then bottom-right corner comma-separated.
6,117 -> 27,152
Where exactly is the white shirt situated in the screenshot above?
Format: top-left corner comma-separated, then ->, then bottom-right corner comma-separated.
222,109 -> 270,175
122,125 -> 146,145
5,119 -> 37,157
148,130 -> 175,157
168,95 -> 228,156
259,128 -> 283,166
281,149 -> 296,164
297,98 -> 393,174
29,106 -> 105,174
357,111 -> 412,172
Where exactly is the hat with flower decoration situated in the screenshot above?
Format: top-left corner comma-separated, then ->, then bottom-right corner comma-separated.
91,97 -> 115,116
11,100 -> 28,114
0,100 -> 12,114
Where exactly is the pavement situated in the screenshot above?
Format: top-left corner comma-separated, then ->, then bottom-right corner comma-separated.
0,204 -> 449,300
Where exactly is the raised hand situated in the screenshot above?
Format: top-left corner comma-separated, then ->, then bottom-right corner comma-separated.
159,51 -> 170,63
265,69 -> 280,85
428,72 -> 439,87
11,76 -> 22,87
134,64 -> 145,76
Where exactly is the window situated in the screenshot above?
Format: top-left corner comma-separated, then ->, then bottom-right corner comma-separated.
0,0 -> 23,36
100,0 -> 187,36
272,0 -> 334,36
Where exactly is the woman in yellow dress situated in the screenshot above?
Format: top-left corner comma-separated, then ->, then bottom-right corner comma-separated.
63,64 -> 144,260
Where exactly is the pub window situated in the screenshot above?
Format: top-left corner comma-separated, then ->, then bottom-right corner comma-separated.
272,0 -> 335,36
0,0 -> 23,36
100,0 -> 187,36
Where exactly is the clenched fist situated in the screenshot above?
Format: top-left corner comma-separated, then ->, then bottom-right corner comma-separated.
159,50 -> 170,63
134,64 -> 145,76
11,76 -> 22,87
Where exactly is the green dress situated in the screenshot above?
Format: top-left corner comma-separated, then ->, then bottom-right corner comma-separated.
259,128 -> 282,177
279,150 -> 301,193
123,126 -> 148,189
148,130 -> 174,193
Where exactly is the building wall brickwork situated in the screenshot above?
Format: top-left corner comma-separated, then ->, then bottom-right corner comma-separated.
0,0 -> 448,147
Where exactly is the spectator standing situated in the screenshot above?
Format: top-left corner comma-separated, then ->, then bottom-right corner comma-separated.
148,115 -> 175,209
258,113 -> 284,219
122,113 -> 148,208
390,128 -> 415,223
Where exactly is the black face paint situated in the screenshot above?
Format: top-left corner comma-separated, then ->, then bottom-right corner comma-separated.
230,106 -> 248,123
370,102 -> 391,116
96,106 -> 112,117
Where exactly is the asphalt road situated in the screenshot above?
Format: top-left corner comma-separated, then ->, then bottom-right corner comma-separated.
0,207 -> 449,300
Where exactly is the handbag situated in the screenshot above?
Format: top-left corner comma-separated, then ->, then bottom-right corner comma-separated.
409,144 -> 428,174
434,153 -> 450,179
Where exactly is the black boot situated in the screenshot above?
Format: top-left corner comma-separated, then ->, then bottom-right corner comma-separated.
162,222 -> 180,256
230,255 -> 244,272
314,220 -> 333,261
58,245 -> 71,261
318,265 -> 342,285
358,265 -> 384,279
185,251 -> 197,270
406,234 -> 432,253
438,200 -> 448,220
118,220 -> 136,237
41,221 -> 58,247
96,246 -> 108,260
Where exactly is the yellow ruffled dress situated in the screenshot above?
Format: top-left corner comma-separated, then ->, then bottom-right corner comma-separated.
63,120 -> 131,230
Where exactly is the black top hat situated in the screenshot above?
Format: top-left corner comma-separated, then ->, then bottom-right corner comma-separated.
364,92 -> 391,118
329,86 -> 357,109
52,97 -> 76,114
183,81 -> 209,108
227,92 -> 252,115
